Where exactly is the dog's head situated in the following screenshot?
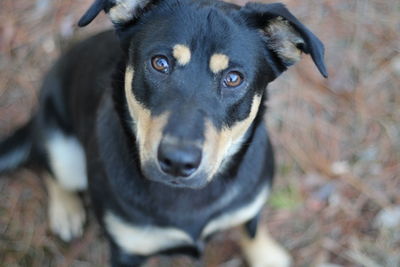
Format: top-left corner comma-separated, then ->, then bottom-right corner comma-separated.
80,0 -> 327,189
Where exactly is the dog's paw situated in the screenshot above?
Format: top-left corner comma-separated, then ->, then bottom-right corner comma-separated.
247,245 -> 292,267
240,226 -> 292,267
48,188 -> 86,242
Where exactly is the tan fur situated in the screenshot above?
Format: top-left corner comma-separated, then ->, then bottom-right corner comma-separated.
240,224 -> 292,267
203,95 -> 262,179
109,0 -> 142,23
105,212 -> 193,255
202,186 -> 269,238
264,17 -> 304,65
46,176 -> 86,242
209,53 -> 229,73
124,66 -> 169,164
173,44 -> 191,66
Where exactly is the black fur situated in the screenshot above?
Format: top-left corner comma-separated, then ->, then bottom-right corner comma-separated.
0,121 -> 33,172
0,0 -> 326,265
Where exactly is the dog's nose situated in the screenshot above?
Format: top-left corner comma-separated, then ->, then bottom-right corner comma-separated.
157,141 -> 202,177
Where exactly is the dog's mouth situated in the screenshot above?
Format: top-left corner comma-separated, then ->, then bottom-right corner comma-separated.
141,160 -> 210,189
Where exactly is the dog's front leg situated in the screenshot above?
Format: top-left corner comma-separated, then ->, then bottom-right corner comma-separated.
45,175 -> 86,242
240,216 -> 292,267
110,242 -> 145,267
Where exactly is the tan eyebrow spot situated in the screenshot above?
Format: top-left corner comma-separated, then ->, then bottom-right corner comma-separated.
173,44 -> 191,66
209,53 -> 229,74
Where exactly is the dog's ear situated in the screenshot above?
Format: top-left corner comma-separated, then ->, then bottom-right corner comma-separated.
78,0 -> 153,27
240,2 -> 328,78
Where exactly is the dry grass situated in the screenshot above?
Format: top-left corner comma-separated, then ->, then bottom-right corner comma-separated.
0,0 -> 399,266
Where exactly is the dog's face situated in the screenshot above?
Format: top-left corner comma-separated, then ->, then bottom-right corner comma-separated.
80,0 -> 327,189
123,5 -> 272,189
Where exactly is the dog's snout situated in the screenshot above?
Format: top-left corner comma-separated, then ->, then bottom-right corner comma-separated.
157,141 -> 202,177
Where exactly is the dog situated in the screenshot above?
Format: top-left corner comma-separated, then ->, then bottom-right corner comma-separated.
0,0 -> 327,266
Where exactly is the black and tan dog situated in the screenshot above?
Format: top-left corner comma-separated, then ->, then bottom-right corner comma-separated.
0,0 -> 327,266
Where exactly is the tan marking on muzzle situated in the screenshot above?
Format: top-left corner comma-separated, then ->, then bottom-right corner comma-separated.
203,95 -> 262,180
173,44 -> 191,66
209,53 -> 229,74
124,66 -> 169,164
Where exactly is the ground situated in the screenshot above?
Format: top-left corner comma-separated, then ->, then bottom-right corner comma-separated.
0,0 -> 399,266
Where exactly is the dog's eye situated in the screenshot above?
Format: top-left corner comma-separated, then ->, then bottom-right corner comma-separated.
151,56 -> 170,73
223,71 -> 243,88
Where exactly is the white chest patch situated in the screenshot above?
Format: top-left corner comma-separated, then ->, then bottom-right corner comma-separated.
201,186 -> 269,238
46,131 -> 88,191
104,212 -> 194,255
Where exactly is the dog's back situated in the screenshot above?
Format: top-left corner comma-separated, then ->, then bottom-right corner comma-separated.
0,31 -> 119,173
39,31 -> 120,143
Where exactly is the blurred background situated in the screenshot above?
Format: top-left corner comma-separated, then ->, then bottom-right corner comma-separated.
0,0 -> 399,266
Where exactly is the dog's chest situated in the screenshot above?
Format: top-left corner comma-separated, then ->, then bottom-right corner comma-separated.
104,186 -> 269,256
